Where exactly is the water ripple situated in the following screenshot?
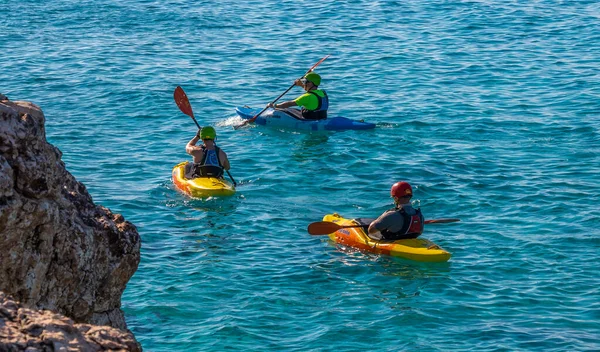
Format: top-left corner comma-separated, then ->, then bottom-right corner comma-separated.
3,0 -> 600,351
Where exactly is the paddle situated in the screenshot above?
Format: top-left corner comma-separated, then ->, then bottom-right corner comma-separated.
233,54 -> 330,130
307,218 -> 461,236
173,86 -> 237,187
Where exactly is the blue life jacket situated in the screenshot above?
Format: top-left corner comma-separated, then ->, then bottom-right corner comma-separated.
192,146 -> 223,178
301,90 -> 328,120
201,146 -> 221,167
380,207 -> 424,240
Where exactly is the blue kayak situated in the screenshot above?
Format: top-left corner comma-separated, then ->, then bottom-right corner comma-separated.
235,106 -> 376,131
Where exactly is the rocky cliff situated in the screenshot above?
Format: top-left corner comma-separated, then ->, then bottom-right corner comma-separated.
0,292 -> 141,351
0,94 -> 141,334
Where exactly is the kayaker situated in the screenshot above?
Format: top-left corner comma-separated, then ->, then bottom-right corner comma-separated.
185,126 -> 231,178
267,72 -> 328,120
367,181 -> 425,241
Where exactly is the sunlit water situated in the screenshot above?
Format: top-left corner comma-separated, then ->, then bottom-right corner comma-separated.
2,1 -> 599,350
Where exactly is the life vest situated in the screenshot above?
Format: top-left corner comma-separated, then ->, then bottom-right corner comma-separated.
192,146 -> 223,178
301,90 -> 328,120
380,207 -> 424,240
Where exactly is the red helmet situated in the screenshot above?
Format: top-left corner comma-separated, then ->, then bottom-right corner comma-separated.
391,181 -> 413,198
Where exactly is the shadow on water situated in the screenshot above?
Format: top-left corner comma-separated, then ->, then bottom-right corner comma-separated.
291,133 -> 330,162
167,199 -> 244,258
177,230 -> 234,258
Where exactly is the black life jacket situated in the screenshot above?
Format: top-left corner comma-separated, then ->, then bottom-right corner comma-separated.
192,145 -> 223,178
301,90 -> 328,120
380,207 -> 424,240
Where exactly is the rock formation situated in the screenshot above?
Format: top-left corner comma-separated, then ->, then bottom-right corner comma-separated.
0,95 -> 141,335
0,292 -> 141,351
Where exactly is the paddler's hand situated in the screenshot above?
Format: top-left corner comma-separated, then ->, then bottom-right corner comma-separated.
196,130 -> 202,139
267,102 -> 278,109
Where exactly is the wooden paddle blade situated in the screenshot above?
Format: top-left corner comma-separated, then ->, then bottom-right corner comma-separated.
174,86 -> 194,118
307,221 -> 343,235
424,218 -> 460,224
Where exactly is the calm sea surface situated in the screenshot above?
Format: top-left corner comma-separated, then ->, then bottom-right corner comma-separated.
2,1 -> 600,350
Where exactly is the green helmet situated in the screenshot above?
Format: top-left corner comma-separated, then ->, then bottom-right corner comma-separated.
200,126 -> 216,140
305,72 -> 321,86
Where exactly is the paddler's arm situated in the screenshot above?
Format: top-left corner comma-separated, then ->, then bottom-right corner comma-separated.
186,134 -> 201,152
186,134 -> 204,163
368,220 -> 383,237
219,150 -> 231,170
368,211 -> 394,239
268,100 -> 297,109
268,80 -> 304,109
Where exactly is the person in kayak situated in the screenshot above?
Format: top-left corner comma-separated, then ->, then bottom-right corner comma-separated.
367,181 -> 425,241
185,126 -> 231,178
267,72 -> 328,120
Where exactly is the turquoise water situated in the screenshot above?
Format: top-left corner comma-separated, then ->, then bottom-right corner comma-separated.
3,0 -> 600,350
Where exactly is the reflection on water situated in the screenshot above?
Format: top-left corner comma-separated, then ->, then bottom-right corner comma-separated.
312,241 -> 452,311
326,240 -> 452,279
159,177 -> 241,216
185,196 -> 241,215
379,256 -> 451,278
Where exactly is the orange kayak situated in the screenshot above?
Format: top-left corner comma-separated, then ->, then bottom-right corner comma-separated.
322,213 -> 451,262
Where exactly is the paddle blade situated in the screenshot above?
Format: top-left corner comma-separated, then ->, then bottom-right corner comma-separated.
174,86 -> 194,118
306,54 -> 330,74
307,221 -> 343,236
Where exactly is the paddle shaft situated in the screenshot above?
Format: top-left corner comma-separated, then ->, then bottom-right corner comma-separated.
174,86 -> 237,186
234,55 -> 330,129
336,218 -> 458,229
190,115 -> 201,129
307,218 -> 461,236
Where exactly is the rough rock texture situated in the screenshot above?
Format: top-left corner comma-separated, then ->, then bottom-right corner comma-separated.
0,95 -> 141,332
0,292 -> 141,351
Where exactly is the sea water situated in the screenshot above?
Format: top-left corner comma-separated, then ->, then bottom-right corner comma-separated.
2,1 -> 599,350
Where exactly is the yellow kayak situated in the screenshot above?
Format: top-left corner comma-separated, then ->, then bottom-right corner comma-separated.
172,162 -> 235,198
322,213 -> 451,262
